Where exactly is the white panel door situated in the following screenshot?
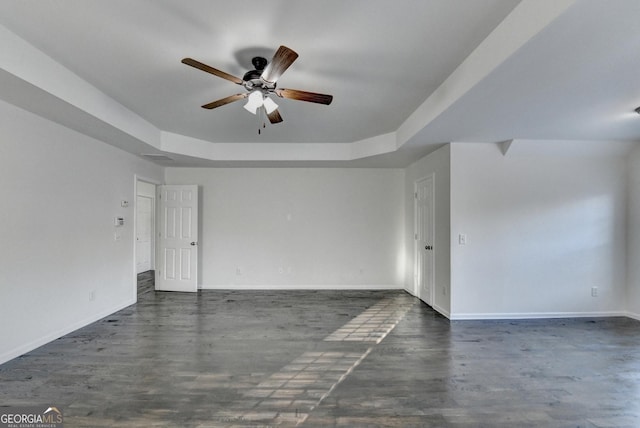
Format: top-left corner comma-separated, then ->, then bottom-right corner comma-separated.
135,195 -> 153,274
415,176 -> 434,305
156,185 -> 198,292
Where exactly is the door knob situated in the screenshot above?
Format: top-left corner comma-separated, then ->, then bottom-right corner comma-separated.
425,245 -> 433,250
190,242 -> 197,246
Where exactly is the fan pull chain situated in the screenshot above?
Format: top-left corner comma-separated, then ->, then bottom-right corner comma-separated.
257,106 -> 267,135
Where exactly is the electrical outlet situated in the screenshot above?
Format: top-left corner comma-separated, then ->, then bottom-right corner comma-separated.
459,233 -> 467,245
89,291 -> 95,301
235,268 -> 241,276
591,287 -> 598,297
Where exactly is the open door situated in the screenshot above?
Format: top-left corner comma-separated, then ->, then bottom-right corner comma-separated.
156,185 -> 198,292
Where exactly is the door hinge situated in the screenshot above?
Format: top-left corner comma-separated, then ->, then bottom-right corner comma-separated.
414,233 -> 418,240
414,192 -> 418,199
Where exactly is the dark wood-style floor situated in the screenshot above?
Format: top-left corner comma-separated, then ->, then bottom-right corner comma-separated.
1,277 -> 639,427
137,270 -> 155,296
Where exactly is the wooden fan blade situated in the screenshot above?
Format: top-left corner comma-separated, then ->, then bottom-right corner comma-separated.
182,58 -> 243,85
201,93 -> 247,109
261,46 -> 299,83
267,109 -> 283,124
275,88 -> 333,105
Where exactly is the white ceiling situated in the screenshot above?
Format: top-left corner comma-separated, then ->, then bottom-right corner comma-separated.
0,0 -> 639,167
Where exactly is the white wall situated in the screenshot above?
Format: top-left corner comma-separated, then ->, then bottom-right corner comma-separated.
626,146 -> 640,320
404,145 -> 451,316
450,142 -> 628,319
164,168 -> 405,289
0,100 -> 163,364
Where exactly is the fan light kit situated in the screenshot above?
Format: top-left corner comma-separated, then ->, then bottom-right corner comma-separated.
182,45 -> 333,133
243,91 -> 278,115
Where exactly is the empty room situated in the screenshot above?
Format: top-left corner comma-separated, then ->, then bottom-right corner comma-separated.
1,0 -> 640,427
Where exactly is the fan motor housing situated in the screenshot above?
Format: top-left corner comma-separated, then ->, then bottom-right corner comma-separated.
243,57 -> 276,92
242,69 -> 262,82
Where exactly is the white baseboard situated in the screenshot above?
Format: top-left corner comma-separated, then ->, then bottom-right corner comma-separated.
449,310 -> 628,321
402,287 -> 452,319
431,304 -> 451,319
624,311 -> 640,322
199,284 -> 403,290
0,298 -> 136,366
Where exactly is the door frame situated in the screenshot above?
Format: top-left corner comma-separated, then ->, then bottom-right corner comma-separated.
414,174 -> 435,305
133,175 -> 161,299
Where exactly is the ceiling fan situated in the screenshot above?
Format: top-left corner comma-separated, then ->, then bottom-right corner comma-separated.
182,46 -> 333,125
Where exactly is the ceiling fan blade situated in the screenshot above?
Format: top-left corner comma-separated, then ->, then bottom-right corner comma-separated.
261,46 -> 299,83
201,93 -> 248,109
275,88 -> 333,105
182,58 -> 243,85
267,109 -> 283,124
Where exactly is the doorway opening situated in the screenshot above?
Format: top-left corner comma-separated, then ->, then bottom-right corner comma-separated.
134,177 -> 159,297
414,174 -> 435,306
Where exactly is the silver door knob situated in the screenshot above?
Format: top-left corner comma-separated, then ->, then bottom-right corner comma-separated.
190,242 -> 197,246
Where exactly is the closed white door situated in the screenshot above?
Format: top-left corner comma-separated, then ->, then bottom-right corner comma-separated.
135,195 -> 153,273
156,185 -> 198,292
415,176 -> 434,305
